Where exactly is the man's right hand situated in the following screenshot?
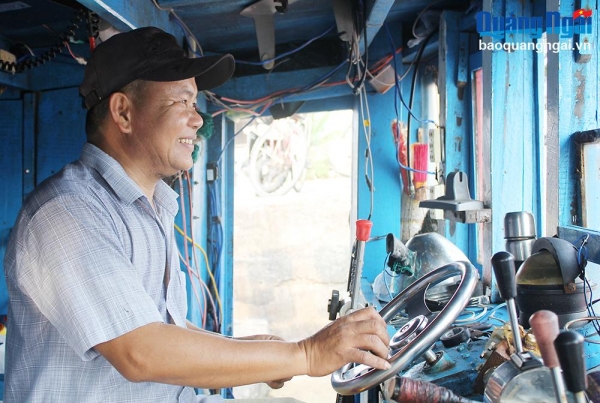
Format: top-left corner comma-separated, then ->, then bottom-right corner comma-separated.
95,306 -> 391,389
298,307 -> 391,377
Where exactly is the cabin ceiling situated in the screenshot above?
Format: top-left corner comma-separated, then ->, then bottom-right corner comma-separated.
0,0 -> 475,83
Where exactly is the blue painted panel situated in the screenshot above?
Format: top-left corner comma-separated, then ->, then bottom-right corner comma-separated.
0,56 -> 85,92
553,0 -> 599,227
205,115 -> 235,336
358,88 -> 403,282
0,70 -> 29,90
482,1 -> 539,300
439,11 -> 471,254
545,0 -> 599,266
360,0 -> 396,54
214,65 -> 359,105
76,0 -> 182,38
0,100 -> 23,316
36,87 -> 87,184
22,93 -> 36,198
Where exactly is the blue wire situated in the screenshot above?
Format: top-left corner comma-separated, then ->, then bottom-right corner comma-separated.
384,25 -> 436,177
234,25 -> 336,66
384,25 -> 438,127
216,115 -> 259,163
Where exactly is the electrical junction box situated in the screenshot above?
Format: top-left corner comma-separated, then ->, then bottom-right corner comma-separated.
206,162 -> 219,182
368,64 -> 395,94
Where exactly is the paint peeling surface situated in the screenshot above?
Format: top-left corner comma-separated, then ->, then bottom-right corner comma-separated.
574,69 -> 586,118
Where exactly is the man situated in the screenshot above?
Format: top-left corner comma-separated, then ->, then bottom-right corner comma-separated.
3,27 -> 390,402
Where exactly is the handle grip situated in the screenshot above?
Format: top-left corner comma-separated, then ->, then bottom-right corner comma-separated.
356,220 -> 372,242
554,330 -> 587,394
491,251 -> 518,301
529,310 -> 560,368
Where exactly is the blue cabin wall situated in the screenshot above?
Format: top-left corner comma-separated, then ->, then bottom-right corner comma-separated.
0,99 -> 23,316
549,0 -> 600,256
481,0 -> 542,299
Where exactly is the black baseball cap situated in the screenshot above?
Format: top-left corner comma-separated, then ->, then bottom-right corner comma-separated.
79,26 -> 235,109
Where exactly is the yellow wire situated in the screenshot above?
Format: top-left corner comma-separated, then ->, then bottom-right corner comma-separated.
174,223 -> 223,317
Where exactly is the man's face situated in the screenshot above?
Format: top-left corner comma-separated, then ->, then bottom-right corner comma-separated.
128,78 -> 202,178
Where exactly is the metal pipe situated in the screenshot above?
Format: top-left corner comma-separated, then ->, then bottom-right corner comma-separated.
350,219 -> 371,311
505,299 -> 523,353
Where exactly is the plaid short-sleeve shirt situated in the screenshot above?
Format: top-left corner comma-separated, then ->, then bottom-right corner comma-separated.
3,143 -> 222,403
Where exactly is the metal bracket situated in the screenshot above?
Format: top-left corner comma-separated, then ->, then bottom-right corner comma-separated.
240,0 -> 297,70
332,0 -> 354,42
444,209 -> 492,224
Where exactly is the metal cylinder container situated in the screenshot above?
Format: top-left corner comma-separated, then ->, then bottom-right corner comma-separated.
504,212 -> 536,268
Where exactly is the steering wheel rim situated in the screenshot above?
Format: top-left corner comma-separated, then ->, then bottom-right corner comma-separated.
331,261 -> 479,395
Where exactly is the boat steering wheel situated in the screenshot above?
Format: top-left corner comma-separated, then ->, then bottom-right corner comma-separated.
331,261 -> 479,395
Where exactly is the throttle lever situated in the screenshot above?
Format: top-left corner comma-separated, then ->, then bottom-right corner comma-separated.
529,310 -> 568,403
555,330 -> 588,403
491,251 -> 523,353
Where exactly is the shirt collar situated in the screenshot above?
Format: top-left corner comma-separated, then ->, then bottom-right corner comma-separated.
80,143 -> 179,216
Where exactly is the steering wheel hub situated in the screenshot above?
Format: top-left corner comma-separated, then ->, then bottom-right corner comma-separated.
389,314 -> 428,353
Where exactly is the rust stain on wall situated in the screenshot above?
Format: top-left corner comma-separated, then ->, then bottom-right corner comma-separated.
574,70 -> 586,118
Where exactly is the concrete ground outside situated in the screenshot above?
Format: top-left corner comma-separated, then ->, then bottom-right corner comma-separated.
232,172 -> 352,402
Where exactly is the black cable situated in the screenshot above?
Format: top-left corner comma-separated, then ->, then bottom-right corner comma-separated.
0,8 -> 87,73
577,236 -> 600,335
353,0 -> 368,94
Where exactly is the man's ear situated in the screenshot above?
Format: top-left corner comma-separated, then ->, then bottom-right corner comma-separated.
108,92 -> 133,134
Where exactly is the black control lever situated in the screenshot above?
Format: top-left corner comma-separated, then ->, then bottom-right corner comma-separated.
555,330 -> 588,403
491,251 -> 523,353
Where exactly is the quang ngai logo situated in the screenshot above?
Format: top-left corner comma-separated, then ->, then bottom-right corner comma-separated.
476,9 -> 593,53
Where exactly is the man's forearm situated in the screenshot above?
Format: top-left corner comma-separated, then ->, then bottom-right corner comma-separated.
95,322 -> 307,388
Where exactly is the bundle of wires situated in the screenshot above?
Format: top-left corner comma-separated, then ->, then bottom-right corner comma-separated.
174,171 -> 223,332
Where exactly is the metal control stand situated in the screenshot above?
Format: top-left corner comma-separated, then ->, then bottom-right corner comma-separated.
349,219 -> 372,312
328,220 -> 372,320
333,219 -> 372,403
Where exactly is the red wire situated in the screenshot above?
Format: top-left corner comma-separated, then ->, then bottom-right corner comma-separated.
213,46 -> 403,107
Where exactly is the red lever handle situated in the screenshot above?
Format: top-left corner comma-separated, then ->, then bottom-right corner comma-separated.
529,310 -> 560,368
356,220 -> 372,242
